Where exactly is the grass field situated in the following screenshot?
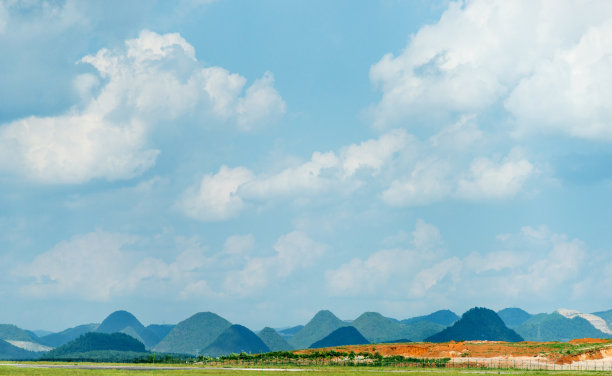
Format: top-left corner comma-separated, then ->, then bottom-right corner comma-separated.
1,363 -> 611,376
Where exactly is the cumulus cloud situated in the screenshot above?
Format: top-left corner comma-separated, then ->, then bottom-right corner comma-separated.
18,231 -> 211,301
176,166 -> 254,221
326,220 -> 452,297
383,148 -> 536,207
0,30 -> 285,183
381,158 -> 452,206
326,221 -> 599,309
370,0 -> 612,140
178,129 -> 410,220
224,231 -> 327,295
456,148 -> 535,199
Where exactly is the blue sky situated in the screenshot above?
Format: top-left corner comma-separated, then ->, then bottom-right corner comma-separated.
1,0 -> 612,332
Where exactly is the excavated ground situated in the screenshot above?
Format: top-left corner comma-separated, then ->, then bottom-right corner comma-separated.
297,338 -> 612,365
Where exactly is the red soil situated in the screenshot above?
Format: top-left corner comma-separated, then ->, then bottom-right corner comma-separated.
297,339 -> 612,363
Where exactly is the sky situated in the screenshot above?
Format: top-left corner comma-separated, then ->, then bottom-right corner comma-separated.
1,0 -> 612,332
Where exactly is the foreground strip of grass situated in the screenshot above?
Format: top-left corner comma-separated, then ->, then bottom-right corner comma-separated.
0,363 -> 608,376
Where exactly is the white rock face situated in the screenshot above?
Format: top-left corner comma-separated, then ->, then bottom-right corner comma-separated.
557,308 -> 612,335
6,340 -> 53,352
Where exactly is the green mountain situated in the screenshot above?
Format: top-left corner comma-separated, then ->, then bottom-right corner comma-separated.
498,308 -> 532,328
515,312 -> 609,341
276,325 -> 303,339
425,307 -> 523,342
0,339 -> 38,360
309,326 -> 369,349
96,310 -> 160,349
154,312 -> 231,355
351,312 -> 415,343
592,309 -> 612,326
146,324 -> 175,341
39,323 -> 99,348
288,310 -> 346,350
258,327 -> 293,351
402,310 -> 459,326
402,320 -> 446,341
45,332 -> 146,358
0,324 -> 36,342
202,325 -> 270,357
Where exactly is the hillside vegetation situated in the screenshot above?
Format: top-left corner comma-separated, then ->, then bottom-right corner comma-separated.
498,308 -> 532,328
402,310 -> 459,326
202,325 -> 270,357
258,327 -> 293,351
0,339 -> 38,360
277,325 -> 303,339
44,332 -> 146,358
309,326 -> 369,348
154,312 -> 231,355
515,312 -> 610,341
96,311 -> 160,349
39,323 -> 99,347
351,312 -> 414,343
426,307 -> 523,342
289,310 -> 346,349
0,324 -> 36,342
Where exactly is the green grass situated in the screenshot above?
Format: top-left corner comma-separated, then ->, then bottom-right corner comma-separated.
1,363 -> 611,376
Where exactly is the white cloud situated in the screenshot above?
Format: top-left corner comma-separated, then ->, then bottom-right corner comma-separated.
176,166 -> 255,221
0,30 -> 285,183
381,158 -> 452,206
19,231 -> 137,300
19,231 -> 212,301
326,220 -> 452,297
179,130 -> 409,220
326,221 -> 599,310
370,0 -> 612,140
224,231 -> 327,295
339,129 -> 409,177
222,234 -> 255,255
456,148 -> 535,199
505,20 -> 612,140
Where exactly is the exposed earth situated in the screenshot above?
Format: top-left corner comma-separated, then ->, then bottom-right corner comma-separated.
298,338 -> 612,369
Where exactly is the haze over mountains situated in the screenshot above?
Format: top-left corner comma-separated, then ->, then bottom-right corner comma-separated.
1,306 -> 611,360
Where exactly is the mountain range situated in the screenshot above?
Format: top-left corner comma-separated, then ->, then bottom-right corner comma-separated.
1,306 -> 611,360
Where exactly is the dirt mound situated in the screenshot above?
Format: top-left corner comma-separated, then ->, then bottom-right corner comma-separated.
569,338 -> 606,344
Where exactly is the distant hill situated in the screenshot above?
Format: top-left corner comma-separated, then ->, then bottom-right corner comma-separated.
146,324 -> 175,341
557,309 -> 612,335
498,308 -> 532,328
202,325 -> 270,357
258,327 -> 293,351
32,330 -> 54,337
593,309 -> 612,326
96,311 -> 160,349
309,326 -> 369,349
351,312 -> 416,343
39,323 -> 99,348
402,320 -> 446,341
0,324 -> 36,342
515,312 -> 610,341
0,339 -> 38,360
276,325 -> 303,339
425,307 -> 523,342
154,312 -> 231,355
402,310 -> 459,326
45,332 -> 146,358
288,310 -> 346,350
